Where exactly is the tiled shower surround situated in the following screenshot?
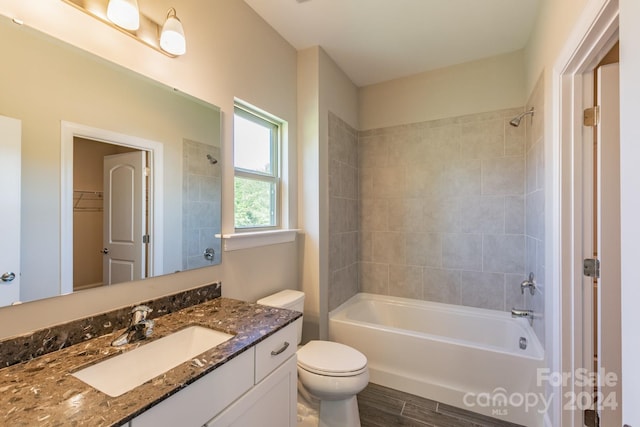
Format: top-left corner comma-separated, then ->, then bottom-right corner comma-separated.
357,107 -> 529,313
328,113 -> 360,312
328,105 -> 546,345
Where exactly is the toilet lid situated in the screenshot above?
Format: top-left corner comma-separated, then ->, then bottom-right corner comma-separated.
297,341 -> 367,376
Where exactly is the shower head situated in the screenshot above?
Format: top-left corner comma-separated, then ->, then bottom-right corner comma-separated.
206,154 -> 218,165
509,108 -> 535,127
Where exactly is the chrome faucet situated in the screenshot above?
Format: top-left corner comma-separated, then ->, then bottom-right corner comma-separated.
511,308 -> 534,326
520,272 -> 536,295
111,305 -> 155,347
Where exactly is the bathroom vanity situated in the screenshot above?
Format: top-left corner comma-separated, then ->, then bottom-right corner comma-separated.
0,288 -> 301,426
131,319 -> 299,427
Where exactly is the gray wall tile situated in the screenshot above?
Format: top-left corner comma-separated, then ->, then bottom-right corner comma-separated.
483,234 -> 526,274
423,268 -> 461,305
460,271 -> 505,311
442,233 -> 483,271
459,196 -> 505,234
482,156 -> 525,196
389,265 -> 423,299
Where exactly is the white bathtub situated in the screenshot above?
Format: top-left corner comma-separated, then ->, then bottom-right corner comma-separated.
329,293 -> 546,427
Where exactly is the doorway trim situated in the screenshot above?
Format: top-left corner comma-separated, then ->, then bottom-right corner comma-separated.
60,121 -> 164,295
553,0 -> 618,426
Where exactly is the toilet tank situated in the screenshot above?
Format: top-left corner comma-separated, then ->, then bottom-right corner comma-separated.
257,290 -> 305,344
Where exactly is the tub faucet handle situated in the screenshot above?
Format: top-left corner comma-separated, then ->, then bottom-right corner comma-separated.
520,272 -> 536,295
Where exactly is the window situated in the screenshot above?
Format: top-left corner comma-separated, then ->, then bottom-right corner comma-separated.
234,103 -> 281,230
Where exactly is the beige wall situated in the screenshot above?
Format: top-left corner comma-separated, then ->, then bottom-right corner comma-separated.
359,50 -> 526,130
298,46 -> 359,340
524,0 -> 589,94
297,47 -> 322,341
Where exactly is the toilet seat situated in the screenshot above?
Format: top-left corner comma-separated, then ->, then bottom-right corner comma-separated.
297,341 -> 367,377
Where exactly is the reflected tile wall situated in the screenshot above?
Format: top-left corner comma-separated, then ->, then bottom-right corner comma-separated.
357,108 -> 528,312
182,140 -> 221,269
328,113 -> 360,311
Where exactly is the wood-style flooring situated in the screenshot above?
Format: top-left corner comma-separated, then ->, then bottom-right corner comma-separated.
357,383 -> 525,427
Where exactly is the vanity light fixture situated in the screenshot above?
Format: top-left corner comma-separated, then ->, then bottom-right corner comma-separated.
60,0 -> 186,58
160,8 -> 186,56
106,0 -> 140,31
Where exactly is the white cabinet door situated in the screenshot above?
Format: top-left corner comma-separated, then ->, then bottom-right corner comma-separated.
0,115 -> 21,307
206,355 -> 297,427
130,349 -> 254,427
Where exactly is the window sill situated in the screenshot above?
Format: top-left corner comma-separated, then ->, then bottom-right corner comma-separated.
215,229 -> 299,251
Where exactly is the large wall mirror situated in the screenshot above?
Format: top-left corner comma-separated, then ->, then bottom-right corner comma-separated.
0,16 -> 221,307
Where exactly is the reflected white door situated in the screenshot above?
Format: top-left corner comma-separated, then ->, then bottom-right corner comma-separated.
0,115 -> 21,306
596,62 -> 621,426
103,151 -> 146,285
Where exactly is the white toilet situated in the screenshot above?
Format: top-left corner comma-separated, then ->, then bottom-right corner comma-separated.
257,290 -> 369,427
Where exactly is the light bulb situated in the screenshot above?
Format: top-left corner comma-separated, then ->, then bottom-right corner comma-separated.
106,0 -> 140,31
160,9 -> 186,56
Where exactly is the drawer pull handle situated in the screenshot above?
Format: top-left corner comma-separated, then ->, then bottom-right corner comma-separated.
271,341 -> 290,356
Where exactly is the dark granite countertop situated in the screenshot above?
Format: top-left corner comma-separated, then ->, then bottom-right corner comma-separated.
0,297 -> 301,426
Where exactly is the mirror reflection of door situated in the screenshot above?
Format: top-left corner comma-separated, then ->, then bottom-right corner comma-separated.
103,151 -> 147,285
73,138 -> 149,290
0,115 -> 21,306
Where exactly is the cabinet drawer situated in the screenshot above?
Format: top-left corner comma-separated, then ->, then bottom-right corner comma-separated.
254,319 -> 299,383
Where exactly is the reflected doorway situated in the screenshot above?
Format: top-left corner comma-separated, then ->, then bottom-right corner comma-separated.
61,121 -> 164,296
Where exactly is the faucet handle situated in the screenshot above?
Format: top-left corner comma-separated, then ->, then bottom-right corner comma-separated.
132,305 -> 153,314
520,272 -> 536,295
131,305 -> 153,323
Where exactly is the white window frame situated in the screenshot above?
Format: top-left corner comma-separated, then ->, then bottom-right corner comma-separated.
233,103 -> 282,231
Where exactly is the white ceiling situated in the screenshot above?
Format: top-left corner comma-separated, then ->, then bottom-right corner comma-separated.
243,0 -> 541,87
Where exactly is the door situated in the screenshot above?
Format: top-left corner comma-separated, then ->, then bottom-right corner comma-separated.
103,151 -> 146,285
0,115 -> 21,306
582,58 -> 621,427
595,62 -> 621,426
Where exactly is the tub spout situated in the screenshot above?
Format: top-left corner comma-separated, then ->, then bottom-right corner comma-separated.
511,308 -> 534,326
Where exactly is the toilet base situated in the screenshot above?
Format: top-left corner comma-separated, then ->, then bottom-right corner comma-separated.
318,395 -> 361,427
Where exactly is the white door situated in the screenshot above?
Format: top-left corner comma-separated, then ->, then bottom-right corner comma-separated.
0,115 -> 21,306
595,62 -> 621,426
103,151 -> 146,285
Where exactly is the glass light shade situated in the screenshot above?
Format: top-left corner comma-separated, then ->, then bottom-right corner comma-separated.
160,10 -> 186,56
106,0 -> 140,31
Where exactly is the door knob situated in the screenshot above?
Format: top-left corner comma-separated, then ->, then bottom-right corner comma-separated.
1,272 -> 16,282
100,248 -> 110,255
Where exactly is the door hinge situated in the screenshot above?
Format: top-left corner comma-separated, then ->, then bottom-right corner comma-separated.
144,167 -> 150,177
142,234 -> 150,244
584,409 -> 600,427
583,258 -> 600,278
584,106 -> 600,127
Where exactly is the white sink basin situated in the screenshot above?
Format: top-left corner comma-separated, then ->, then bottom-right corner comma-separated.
72,326 -> 233,397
